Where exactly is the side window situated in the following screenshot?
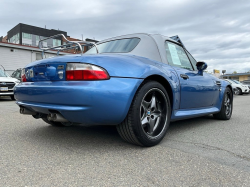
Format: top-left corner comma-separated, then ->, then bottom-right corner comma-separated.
186,52 -> 198,71
165,41 -> 193,71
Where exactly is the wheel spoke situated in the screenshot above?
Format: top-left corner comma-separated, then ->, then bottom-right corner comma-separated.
148,118 -> 156,135
150,95 -> 157,110
141,116 -> 149,127
224,94 -> 230,108
153,117 -> 160,132
142,100 -> 150,110
224,94 -> 228,106
224,93 -> 232,116
152,111 -> 161,118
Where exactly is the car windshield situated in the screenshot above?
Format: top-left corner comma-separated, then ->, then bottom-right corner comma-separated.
11,70 -> 21,79
0,69 -> 7,77
85,38 -> 140,54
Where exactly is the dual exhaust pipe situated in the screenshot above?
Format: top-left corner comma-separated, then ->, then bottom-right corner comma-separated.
20,107 -> 68,123
47,113 -> 68,123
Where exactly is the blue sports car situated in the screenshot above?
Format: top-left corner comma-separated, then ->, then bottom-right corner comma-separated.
14,33 -> 233,147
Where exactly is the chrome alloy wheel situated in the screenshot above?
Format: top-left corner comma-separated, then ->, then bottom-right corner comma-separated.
140,88 -> 168,138
224,92 -> 232,116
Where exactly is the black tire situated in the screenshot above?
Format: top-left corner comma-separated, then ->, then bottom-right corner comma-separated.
10,95 -> 15,100
237,88 -> 243,95
42,117 -> 65,127
213,87 -> 233,120
116,80 -> 171,147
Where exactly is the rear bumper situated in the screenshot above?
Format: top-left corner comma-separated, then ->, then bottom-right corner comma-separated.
14,78 -> 143,125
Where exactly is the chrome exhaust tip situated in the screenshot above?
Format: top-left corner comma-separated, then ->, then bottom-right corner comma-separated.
47,113 -> 68,123
20,107 -> 37,115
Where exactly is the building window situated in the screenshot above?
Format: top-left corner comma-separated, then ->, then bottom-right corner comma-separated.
53,39 -> 61,47
22,32 -> 32,46
8,33 -> 20,44
36,35 -> 41,46
22,32 -> 31,39
41,41 -> 47,47
36,53 -> 56,60
36,53 -> 43,60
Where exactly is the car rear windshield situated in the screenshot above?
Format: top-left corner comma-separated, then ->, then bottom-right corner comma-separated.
85,38 -> 140,54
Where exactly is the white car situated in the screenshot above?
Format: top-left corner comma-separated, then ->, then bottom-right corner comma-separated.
225,79 -> 250,95
0,66 -> 20,100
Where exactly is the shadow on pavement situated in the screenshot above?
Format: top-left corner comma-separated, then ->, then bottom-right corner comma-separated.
19,115 -> 217,150
0,96 -> 13,101
21,122 -> 141,151
168,115 -> 216,132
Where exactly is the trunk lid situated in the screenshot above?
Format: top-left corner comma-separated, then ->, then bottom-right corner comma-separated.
24,55 -> 81,82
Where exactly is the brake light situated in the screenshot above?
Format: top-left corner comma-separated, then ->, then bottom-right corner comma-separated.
21,69 -> 27,82
66,63 -> 109,81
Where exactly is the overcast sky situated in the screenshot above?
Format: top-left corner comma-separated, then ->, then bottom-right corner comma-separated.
0,0 -> 249,73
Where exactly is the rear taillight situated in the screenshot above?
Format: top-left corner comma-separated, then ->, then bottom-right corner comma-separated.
66,63 -> 109,81
21,69 -> 27,82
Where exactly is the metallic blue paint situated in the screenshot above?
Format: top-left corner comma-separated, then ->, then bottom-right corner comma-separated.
15,53 -> 231,125
173,67 -> 219,109
15,78 -> 143,125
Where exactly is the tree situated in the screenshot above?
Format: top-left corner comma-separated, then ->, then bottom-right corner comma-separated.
232,71 -> 237,74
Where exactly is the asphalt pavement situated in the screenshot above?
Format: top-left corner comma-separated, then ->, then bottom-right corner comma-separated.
0,94 -> 250,186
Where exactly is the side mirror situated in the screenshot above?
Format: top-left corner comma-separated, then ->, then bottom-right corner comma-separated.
196,61 -> 207,75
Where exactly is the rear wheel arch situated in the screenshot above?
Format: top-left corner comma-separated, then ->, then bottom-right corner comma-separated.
142,75 -> 173,111
117,79 -> 171,146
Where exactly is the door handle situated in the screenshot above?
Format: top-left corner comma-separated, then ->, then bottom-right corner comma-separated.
180,74 -> 189,79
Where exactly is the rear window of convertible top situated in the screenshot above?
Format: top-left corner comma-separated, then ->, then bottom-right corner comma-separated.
85,38 -> 140,54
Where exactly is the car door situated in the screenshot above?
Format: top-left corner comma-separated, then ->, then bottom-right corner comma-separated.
165,41 -> 219,109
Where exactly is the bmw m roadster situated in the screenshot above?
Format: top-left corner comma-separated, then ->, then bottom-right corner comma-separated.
14,33 -> 233,146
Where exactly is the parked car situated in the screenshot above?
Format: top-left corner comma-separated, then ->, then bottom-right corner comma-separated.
11,68 -> 22,81
224,79 -> 239,95
14,33 -> 233,147
225,79 -> 249,95
0,65 -> 20,100
240,80 -> 250,89
231,80 -> 250,94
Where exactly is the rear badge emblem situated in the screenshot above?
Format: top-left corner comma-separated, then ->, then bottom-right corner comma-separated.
58,71 -> 64,79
